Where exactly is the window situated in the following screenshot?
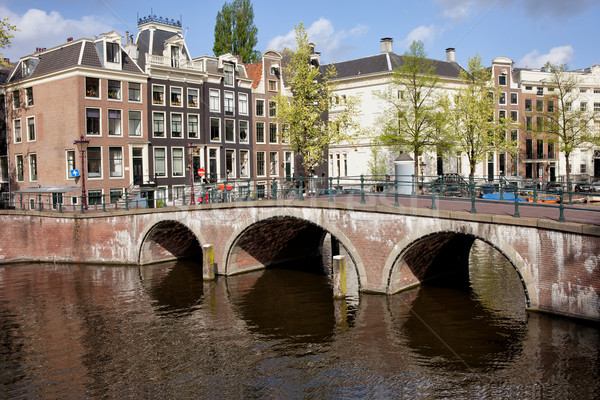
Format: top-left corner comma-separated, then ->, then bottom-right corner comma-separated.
256,122 -> 265,143
536,87 -> 543,96
499,92 -> 506,105
240,150 -> 249,177
224,92 -> 234,116
548,142 -> 555,159
66,150 -> 76,179
548,100 -> 555,113
510,110 -> 518,122
510,130 -> 518,142
172,148 -> 184,177
536,100 -> 543,112
170,87 -> 182,106
566,102 -> 572,111
239,120 -> 248,143
537,140 -> 544,159
510,92 -> 517,105
128,110 -> 142,136
110,189 -> 122,204
256,151 -> 266,176
536,116 -> 544,132
208,148 -> 218,181
0,156 -> 8,183
269,151 -> 278,176
526,139 -> 533,159
26,87 -> 33,106
284,151 -> 293,180
270,66 -> 278,75
153,112 -> 165,137
238,93 -> 248,115
86,78 -> 100,98
224,64 -> 234,86
225,149 -> 235,177
171,113 -> 183,138
525,99 -> 532,111
16,155 -> 23,181
13,119 -> 21,143
107,80 -> 121,100
188,88 -> 199,108
594,102 -> 600,112
210,89 -> 220,112
154,148 -> 166,176
268,80 -> 277,91
27,117 -> 35,141
269,123 -> 278,143
210,118 -> 220,141
498,75 -> 506,86
109,147 -> 123,177
188,114 -> 199,138
282,124 -> 289,143
225,119 -> 235,142
255,99 -> 264,116
128,82 -> 141,102
498,110 -> 506,121
580,88 -> 587,93
269,101 -> 277,117
87,147 -> 102,178
106,42 -> 120,63
88,190 -> 102,206
526,116 -> 533,131
29,154 -> 37,181
108,110 -> 122,136
152,85 -> 164,105
580,102 -> 587,111
12,90 -> 19,109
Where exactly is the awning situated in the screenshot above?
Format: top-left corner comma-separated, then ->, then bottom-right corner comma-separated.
15,186 -> 80,194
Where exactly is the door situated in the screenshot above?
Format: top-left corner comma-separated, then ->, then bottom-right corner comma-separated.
133,148 -> 143,185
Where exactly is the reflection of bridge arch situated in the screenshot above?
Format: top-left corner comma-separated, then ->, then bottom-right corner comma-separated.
385,230 -> 532,307
222,208 -> 366,290
138,219 -> 205,265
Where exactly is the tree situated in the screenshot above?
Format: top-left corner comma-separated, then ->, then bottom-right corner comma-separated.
0,17 -> 18,66
543,62 -> 599,184
447,55 -> 514,181
276,23 -> 360,175
367,144 -> 389,177
374,40 -> 450,177
213,0 -> 260,63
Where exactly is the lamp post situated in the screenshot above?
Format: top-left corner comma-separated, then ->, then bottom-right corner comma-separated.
74,136 -> 90,210
419,159 -> 426,192
186,142 -> 198,205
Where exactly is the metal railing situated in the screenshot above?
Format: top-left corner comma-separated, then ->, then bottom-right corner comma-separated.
1,175 -> 598,223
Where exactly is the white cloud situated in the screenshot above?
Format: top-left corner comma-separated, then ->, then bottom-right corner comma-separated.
267,18 -> 368,61
0,7 -> 112,60
516,46 -> 575,68
401,25 -> 441,49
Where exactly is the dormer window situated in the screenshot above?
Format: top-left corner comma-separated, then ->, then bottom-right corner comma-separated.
270,66 -> 279,75
22,60 -> 31,76
224,64 -> 234,86
498,74 -> 506,86
106,42 -> 120,63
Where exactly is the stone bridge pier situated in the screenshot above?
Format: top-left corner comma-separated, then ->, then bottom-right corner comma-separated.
0,201 -> 598,321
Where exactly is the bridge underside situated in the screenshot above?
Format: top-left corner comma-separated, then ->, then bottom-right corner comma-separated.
227,217 -> 328,275
139,220 -> 203,265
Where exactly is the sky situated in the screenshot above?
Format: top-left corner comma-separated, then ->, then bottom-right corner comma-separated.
1,0 -> 599,70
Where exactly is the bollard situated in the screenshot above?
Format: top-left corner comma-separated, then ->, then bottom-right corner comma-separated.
394,179 -> 399,206
360,175 -> 366,204
431,191 -> 436,210
125,188 -> 129,211
513,189 -> 520,218
329,177 -> 334,203
558,191 -> 565,222
470,183 -> 476,214
332,255 -> 347,299
202,244 -> 215,281
272,178 -> 277,200
299,176 -> 304,201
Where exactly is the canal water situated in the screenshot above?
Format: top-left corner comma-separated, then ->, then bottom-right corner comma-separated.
0,241 -> 598,399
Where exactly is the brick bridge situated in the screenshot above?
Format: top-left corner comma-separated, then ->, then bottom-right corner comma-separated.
0,199 -> 598,321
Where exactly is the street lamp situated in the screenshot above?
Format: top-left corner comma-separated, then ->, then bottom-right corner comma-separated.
74,135 -> 90,210
186,142 -> 198,205
420,159 -> 426,191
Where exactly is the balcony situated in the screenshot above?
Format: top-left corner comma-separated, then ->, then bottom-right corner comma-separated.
145,54 -> 205,71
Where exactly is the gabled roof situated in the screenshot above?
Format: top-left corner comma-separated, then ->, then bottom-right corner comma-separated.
245,61 -> 262,89
327,52 -> 463,80
7,39 -> 144,83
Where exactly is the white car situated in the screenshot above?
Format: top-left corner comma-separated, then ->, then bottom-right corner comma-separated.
592,182 -> 600,192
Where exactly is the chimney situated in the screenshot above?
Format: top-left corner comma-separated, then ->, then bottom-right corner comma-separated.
125,31 -> 129,44
67,37 -> 73,42
446,47 -> 455,62
381,37 -> 393,54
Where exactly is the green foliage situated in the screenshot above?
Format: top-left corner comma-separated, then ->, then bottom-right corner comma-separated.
367,145 -> 389,177
542,62 -> 599,182
276,23 -> 360,174
0,17 -> 18,66
447,54 -> 515,180
374,40 -> 450,176
213,0 -> 260,63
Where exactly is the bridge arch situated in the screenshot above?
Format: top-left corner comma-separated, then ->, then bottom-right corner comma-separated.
222,208 -> 366,289
138,219 -> 205,265
384,230 -> 533,307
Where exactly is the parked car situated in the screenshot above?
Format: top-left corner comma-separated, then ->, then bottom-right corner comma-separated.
545,182 -> 564,193
575,182 -> 592,192
592,182 -> 600,192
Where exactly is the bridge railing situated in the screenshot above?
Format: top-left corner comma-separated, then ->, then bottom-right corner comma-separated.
1,175 -> 598,223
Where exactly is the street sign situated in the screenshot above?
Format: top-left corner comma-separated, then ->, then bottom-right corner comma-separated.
198,168 -> 205,177
70,169 -> 80,178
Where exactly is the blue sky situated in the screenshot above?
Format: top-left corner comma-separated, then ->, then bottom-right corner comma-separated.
1,0 -> 599,70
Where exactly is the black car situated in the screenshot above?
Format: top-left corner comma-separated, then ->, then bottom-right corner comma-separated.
575,182 -> 592,192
